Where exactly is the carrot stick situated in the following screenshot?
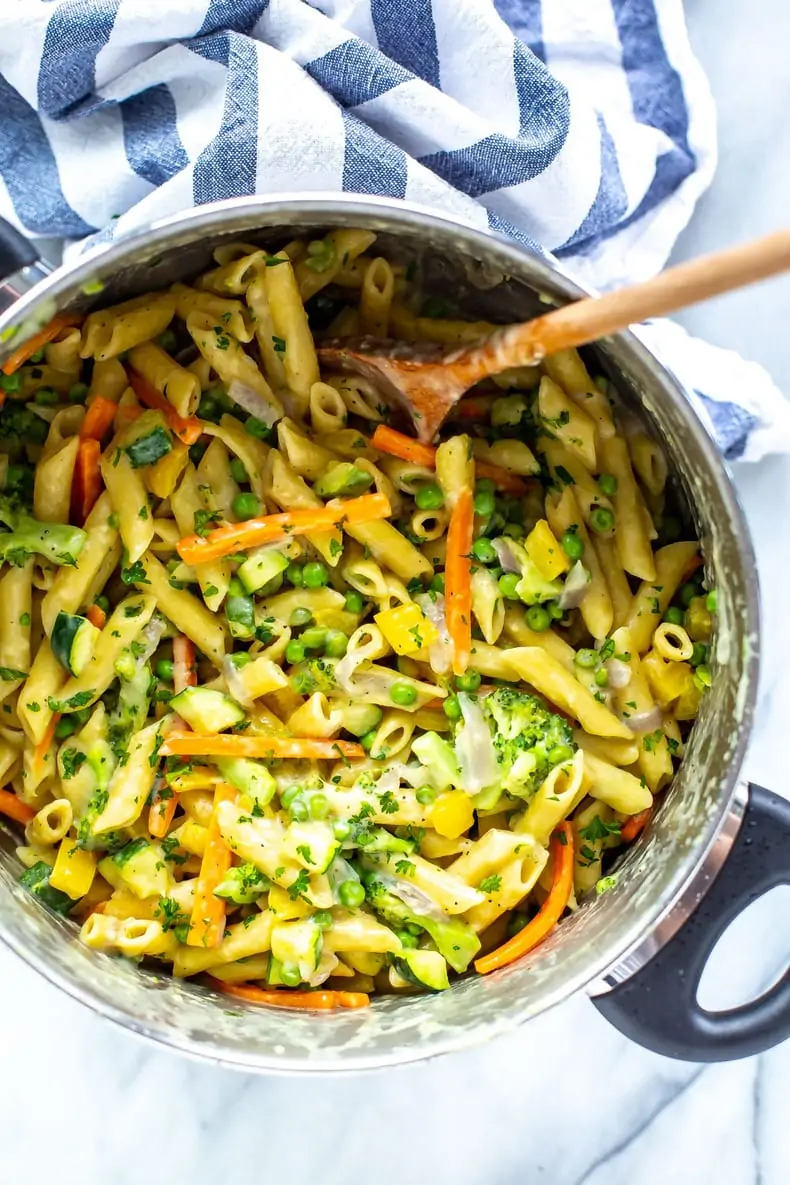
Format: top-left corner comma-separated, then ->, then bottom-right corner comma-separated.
206,977 -> 370,1010
620,808 -> 652,844
177,492 -> 392,566
172,634 -> 197,693
80,395 -> 119,441
1,313 -> 83,376
85,603 -> 107,630
0,788 -> 35,826
127,368 -> 203,445
445,485 -> 474,676
454,395 -> 496,421
149,786 -> 179,839
161,732 -> 365,761
370,425 -> 528,496
71,438 -> 103,524
187,781 -> 237,949
475,820 -> 574,974
32,715 -> 60,781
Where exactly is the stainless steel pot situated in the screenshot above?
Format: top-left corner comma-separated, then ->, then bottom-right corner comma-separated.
1,195 -> 788,1073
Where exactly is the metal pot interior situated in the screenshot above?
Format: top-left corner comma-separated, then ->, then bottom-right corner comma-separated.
0,198 -> 760,1072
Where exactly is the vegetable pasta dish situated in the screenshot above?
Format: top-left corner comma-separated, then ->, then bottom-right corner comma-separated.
0,228 -> 715,1010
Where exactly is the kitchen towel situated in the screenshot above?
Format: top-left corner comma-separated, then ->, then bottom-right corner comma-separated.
0,0 -> 788,460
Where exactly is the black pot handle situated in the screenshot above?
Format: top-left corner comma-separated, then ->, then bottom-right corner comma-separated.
0,218 -> 38,284
593,785 -> 790,1061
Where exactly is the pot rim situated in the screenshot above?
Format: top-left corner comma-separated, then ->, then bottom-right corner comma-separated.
0,194 -> 760,1072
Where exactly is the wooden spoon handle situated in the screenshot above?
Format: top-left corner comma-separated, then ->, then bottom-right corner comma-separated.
462,228 -> 790,377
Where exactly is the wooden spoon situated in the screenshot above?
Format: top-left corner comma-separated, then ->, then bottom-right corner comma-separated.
318,229 -> 790,443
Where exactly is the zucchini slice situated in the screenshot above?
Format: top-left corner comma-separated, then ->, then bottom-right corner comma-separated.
169,686 -> 246,733
51,610 -> 101,676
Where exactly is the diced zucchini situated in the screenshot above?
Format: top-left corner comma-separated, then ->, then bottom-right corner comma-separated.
214,861 -> 270,903
270,917 -> 323,981
237,547 -> 289,594
419,917 -> 480,973
331,699 -> 383,737
411,731 -> 460,791
216,757 -> 276,805
169,686 -> 246,734
100,837 -> 171,899
313,462 -> 374,498
266,954 -> 291,986
394,948 -> 450,991
357,826 -> 415,856
51,610 -> 100,676
282,821 -> 339,873
225,580 -> 255,640
19,860 -> 77,915
122,410 -> 173,468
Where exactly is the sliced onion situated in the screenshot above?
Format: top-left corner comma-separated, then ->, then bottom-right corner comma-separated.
228,379 -> 284,427
625,704 -> 663,734
222,655 -> 254,708
416,591 -> 452,676
492,537 -> 521,574
558,561 -> 591,610
454,693 -> 499,794
308,950 -> 339,987
606,658 -> 632,690
376,872 -> 448,922
136,615 -> 166,669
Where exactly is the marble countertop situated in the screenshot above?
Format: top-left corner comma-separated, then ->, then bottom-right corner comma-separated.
3,8 -> 790,1185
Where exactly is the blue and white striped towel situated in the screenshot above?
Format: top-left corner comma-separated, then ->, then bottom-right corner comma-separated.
0,0 -> 788,461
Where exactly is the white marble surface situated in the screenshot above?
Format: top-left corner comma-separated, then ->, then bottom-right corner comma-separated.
3,10 -> 790,1185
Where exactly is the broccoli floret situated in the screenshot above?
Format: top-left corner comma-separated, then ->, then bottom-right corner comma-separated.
0,496 -> 87,567
474,687 -> 576,801
498,538 -> 562,605
365,882 -> 480,972
0,402 -> 48,449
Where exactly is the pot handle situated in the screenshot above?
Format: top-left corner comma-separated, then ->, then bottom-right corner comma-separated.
0,219 -> 38,283
593,784 -> 790,1062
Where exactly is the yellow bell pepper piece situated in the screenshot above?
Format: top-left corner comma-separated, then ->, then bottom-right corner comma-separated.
525,519 -> 571,581
49,838 -> 97,900
374,602 -> 439,656
642,650 -> 692,711
267,884 -> 313,920
429,790 -> 475,839
147,442 -> 189,499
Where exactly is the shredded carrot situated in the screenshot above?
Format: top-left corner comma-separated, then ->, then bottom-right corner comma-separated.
0,788 -> 35,826
445,485 -> 474,676
127,367 -> 203,445
161,732 -> 365,761
115,403 -> 143,429
149,787 -> 179,839
32,715 -> 60,781
207,977 -> 370,1010
187,781 -> 237,949
85,603 -> 107,630
475,820 -> 574,974
80,395 -> 119,441
177,492 -> 392,566
71,438 -> 103,524
1,313 -> 83,376
620,808 -> 652,844
370,424 -> 528,496
455,395 -> 496,421
172,634 -> 197,693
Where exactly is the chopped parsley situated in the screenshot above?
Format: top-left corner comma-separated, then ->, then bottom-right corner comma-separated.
60,749 -> 87,779
288,869 -> 311,901
478,874 -> 502,894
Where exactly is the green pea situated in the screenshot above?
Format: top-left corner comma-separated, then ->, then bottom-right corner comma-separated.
679,581 -> 702,608
332,819 -> 352,841
68,382 -> 89,403
548,743 -> 574,766
561,528 -> 584,561
706,589 -> 718,613
286,563 -> 304,588
548,602 -> 565,621
280,963 -> 302,987
526,605 -> 551,632
498,573 -> 520,600
590,506 -> 615,534
443,693 -> 462,722
188,440 -> 207,464
155,659 -> 174,682
289,798 -> 309,822
229,652 -> 251,669
595,667 -> 609,688
338,879 -> 365,908
471,536 -> 497,564
502,523 -> 523,540
288,608 -> 313,629
232,492 -> 260,520
301,626 -> 328,651
663,606 -> 684,626
281,785 -> 303,808
229,458 -> 248,484
313,910 -> 333,930
344,590 -> 365,613
303,561 -> 328,588
415,482 -> 445,511
690,642 -> 708,668
507,912 -> 529,938
430,572 -> 445,594
694,664 -> 712,690
455,668 -> 481,692
416,785 -> 437,806
28,349 -> 45,364
360,729 -> 377,752
390,680 -> 417,707
245,416 -> 272,440
473,480 -> 496,517
157,328 -> 178,352
34,387 -> 58,406
197,392 -> 219,420
308,793 -> 330,820
94,595 -> 109,613
575,648 -> 599,669
54,716 -> 78,739
0,372 -> 21,394
396,931 -> 419,949
324,629 -> 348,658
598,473 -> 618,496
285,640 -> 305,664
